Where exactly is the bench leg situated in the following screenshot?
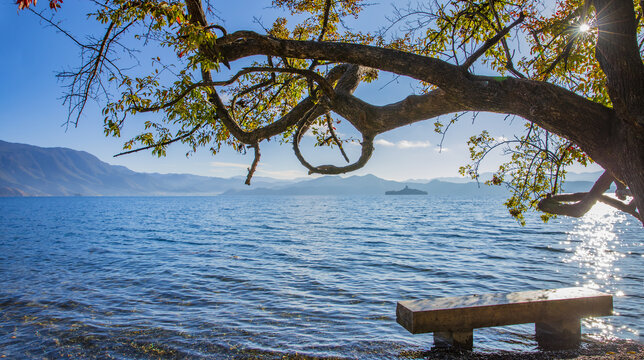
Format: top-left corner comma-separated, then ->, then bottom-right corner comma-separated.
535,318 -> 581,350
433,329 -> 473,350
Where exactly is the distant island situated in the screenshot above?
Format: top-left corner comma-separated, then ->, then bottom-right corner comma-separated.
385,185 -> 428,195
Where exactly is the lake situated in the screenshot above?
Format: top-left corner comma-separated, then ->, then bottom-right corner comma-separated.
0,196 -> 642,359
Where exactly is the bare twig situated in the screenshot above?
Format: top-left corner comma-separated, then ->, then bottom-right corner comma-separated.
324,113 -> 350,163
113,122 -> 204,157
462,12 -> 525,69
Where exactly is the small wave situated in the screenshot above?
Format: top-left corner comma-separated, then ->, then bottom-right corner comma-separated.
145,237 -> 209,246
2,196 -> 641,358
528,245 -> 572,253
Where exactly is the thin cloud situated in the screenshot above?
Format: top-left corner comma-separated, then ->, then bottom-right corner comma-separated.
398,140 -> 431,149
375,139 -> 431,149
256,169 -> 309,179
375,139 -> 396,147
210,161 -> 249,169
210,162 -> 308,179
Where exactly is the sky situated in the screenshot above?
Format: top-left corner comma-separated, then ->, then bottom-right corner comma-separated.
0,0 -> 599,182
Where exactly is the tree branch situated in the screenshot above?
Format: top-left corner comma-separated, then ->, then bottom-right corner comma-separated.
293,112 -> 375,175
245,142 -> 261,185
462,12 -> 525,70
324,113 -> 350,163
113,122 -> 204,157
211,30 -> 616,164
537,171 -> 615,217
594,0 -> 644,128
130,66 -> 334,114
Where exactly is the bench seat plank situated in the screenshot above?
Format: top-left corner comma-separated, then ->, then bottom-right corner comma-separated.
397,287 -> 612,334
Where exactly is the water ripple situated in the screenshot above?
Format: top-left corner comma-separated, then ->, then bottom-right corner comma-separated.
0,196 -> 641,358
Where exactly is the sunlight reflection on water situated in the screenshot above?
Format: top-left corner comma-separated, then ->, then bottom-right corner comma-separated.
562,202 -> 638,341
1,196 -> 642,358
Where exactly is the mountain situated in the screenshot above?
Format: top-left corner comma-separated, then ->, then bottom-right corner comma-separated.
0,140 -> 280,196
0,140 -> 602,197
221,174 -> 515,197
222,174 -> 401,196
222,175 -> 599,197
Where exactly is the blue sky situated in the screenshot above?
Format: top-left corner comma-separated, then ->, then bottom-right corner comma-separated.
0,0 -> 598,181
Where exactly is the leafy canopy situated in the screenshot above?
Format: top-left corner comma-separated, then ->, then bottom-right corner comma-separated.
19,0 -> 643,223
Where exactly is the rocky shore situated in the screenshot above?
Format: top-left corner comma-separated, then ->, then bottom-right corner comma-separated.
230,339 -> 644,359
398,339 -> 643,360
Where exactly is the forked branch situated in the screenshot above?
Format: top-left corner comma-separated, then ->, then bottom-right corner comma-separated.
538,171 -> 641,220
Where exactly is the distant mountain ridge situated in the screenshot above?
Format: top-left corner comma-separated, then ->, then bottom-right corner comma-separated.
0,140 -> 284,196
221,173 -> 598,197
221,174 -> 506,197
0,140 -> 600,197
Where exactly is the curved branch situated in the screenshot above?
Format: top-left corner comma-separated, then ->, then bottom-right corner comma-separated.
213,30 -> 465,88
598,195 -> 640,219
212,30 -> 616,167
328,88 -> 464,135
293,113 -> 374,175
205,24 -> 228,36
537,171 -> 615,217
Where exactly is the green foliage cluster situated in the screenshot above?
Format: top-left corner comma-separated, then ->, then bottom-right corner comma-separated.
459,126 -> 592,225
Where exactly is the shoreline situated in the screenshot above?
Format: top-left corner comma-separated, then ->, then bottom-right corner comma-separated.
395,339 -> 644,360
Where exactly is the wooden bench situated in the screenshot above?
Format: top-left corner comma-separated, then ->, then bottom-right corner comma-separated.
396,287 -> 613,350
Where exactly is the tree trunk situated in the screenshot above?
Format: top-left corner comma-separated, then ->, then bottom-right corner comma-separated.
615,129 -> 644,223
593,0 -> 644,223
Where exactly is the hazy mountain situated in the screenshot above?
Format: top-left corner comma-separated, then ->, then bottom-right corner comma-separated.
423,170 -> 604,184
223,174 -> 404,196
0,140 -> 601,197
221,174 -> 514,197
222,174 -> 599,197
0,140 -> 279,196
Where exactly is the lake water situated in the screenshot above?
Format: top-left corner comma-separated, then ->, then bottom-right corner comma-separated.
0,196 -> 642,359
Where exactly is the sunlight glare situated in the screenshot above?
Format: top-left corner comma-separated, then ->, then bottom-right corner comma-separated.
562,202 -> 638,340
579,23 -> 591,32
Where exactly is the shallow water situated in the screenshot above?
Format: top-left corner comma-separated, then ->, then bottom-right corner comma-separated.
0,196 -> 642,359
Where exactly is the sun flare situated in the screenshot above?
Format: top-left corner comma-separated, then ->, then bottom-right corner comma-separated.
579,23 -> 591,32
